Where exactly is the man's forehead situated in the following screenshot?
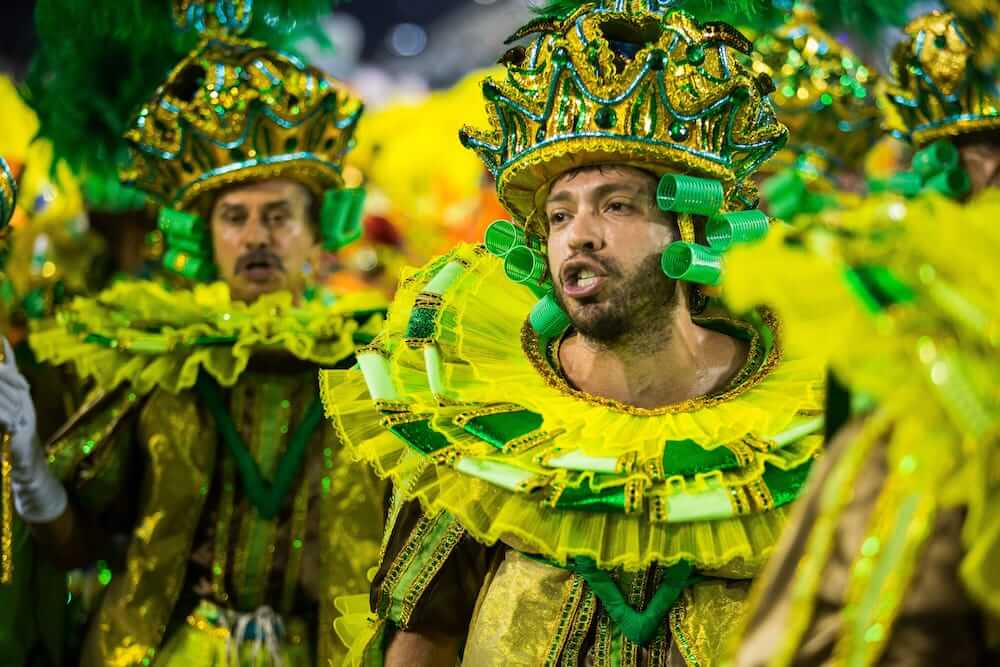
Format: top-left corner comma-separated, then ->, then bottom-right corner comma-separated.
548,165 -> 655,200
216,179 -> 308,207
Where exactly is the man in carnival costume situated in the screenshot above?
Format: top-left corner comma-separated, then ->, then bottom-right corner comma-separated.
724,10 -> 1000,665
323,1 -> 825,664
0,1 -> 385,664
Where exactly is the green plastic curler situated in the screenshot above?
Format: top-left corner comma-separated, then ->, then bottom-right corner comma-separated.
158,207 -> 204,237
660,241 -> 722,286
888,172 -> 923,197
705,210 -> 770,251
924,167 -> 970,199
912,139 -> 959,178
656,174 -> 724,216
321,187 -> 366,251
503,244 -> 547,284
163,248 -> 216,282
484,219 -> 526,257
529,289 -> 572,339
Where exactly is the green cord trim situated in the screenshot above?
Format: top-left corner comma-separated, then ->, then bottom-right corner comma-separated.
195,372 -> 323,519
532,554 -> 700,647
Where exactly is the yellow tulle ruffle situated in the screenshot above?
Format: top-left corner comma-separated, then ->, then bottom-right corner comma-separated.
380,245 -> 821,461
323,244 -> 824,572
30,280 -> 385,395
723,189 -> 1000,621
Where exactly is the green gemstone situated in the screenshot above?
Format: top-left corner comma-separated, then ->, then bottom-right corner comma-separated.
594,106 -> 617,129
648,50 -> 668,70
552,46 -> 571,66
686,44 -> 705,65
669,121 -> 689,141
483,81 -> 502,102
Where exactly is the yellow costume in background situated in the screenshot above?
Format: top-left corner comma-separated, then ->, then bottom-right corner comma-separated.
20,0 -> 389,664
724,11 -> 1000,665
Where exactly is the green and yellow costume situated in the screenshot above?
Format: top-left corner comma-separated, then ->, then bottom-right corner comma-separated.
723,12 -> 1000,665
323,1 -> 825,664
17,1 -> 388,664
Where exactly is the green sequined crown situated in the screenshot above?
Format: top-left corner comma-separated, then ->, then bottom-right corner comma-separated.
878,11 -> 1000,147
460,0 -> 788,228
121,36 -> 363,211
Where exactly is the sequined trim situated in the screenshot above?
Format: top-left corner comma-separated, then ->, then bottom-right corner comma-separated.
502,428 -> 565,455
522,311 -> 779,416
398,519 -> 466,627
670,592 -> 702,667
561,579 -> 596,665
375,514 -> 437,620
211,456 -> 236,604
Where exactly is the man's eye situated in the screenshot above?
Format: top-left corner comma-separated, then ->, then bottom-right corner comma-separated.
606,201 -> 632,213
224,215 -> 246,225
266,215 -> 288,226
548,211 -> 568,224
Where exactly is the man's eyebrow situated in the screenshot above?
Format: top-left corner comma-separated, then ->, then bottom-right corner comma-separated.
545,189 -> 575,205
591,182 -> 645,199
218,202 -> 248,214
261,199 -> 292,213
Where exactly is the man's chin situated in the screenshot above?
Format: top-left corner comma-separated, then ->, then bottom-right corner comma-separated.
228,276 -> 288,303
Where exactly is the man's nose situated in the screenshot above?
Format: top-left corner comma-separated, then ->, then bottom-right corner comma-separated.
242,214 -> 271,247
566,211 -> 604,252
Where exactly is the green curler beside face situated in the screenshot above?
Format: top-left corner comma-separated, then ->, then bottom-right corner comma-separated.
484,219 -> 527,258
504,245 -> 547,284
912,139 -> 959,178
706,210 -> 770,252
924,167 -> 971,199
321,187 -> 366,252
530,289 -> 571,340
656,174 -> 724,216
660,241 -> 722,286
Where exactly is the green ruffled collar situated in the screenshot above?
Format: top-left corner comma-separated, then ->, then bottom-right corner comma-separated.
30,279 -> 384,395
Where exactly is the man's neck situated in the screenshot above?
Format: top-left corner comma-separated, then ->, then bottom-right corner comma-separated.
557,305 -> 750,410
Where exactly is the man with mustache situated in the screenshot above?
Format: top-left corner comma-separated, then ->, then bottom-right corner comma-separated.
0,2 -> 385,665
322,2 -> 824,665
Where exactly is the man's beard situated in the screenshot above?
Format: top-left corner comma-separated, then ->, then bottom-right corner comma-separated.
554,251 -> 678,344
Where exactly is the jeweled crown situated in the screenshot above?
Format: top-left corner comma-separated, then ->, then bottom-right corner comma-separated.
752,7 -> 880,173
121,36 -> 362,211
460,0 -> 788,228
878,11 -> 1000,147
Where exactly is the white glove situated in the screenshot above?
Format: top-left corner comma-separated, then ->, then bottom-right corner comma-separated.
0,337 -> 67,523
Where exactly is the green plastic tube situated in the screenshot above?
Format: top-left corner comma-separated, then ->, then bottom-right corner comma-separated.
912,139 -> 959,178
530,290 -> 571,339
321,187 -> 366,251
657,174 -> 724,216
706,210 -> 770,251
484,219 -> 526,257
504,245 -> 547,284
924,167 -> 970,199
660,241 -> 722,286
888,172 -> 923,197
158,207 -> 204,237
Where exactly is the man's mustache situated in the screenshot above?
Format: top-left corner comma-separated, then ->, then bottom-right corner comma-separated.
235,248 -> 285,273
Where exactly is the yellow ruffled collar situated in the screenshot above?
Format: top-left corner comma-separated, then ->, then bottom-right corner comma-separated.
30,279 -> 384,395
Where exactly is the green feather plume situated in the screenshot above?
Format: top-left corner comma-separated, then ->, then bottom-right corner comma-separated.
24,0 -> 340,184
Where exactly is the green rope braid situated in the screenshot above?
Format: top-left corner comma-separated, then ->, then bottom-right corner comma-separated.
195,372 -> 324,519
572,557 -> 700,646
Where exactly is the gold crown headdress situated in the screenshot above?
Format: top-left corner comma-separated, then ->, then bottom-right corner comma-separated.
878,11 -> 1000,147
465,1 -> 787,338
28,0 -> 367,283
752,6 -> 880,175
460,0 -> 788,231
120,1 -> 367,281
